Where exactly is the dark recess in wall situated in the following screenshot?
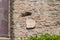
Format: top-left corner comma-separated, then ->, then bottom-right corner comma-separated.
21,12 -> 32,17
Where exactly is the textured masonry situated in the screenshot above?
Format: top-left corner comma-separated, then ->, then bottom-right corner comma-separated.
12,0 -> 60,40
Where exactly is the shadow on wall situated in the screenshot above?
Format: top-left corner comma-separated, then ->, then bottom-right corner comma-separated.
10,0 -> 15,40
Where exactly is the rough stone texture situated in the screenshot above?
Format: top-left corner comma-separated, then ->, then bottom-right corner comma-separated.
12,0 -> 60,40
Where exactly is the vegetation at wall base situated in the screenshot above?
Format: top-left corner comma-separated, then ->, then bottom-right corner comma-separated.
20,33 -> 60,40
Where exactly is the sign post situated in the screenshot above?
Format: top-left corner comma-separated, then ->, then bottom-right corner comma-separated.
0,0 -> 8,37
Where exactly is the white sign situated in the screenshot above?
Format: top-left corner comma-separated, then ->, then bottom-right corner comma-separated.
26,18 -> 36,28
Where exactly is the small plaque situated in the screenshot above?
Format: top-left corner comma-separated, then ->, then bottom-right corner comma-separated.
26,19 -> 36,29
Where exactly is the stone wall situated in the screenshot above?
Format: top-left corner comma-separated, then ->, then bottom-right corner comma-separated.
12,0 -> 60,40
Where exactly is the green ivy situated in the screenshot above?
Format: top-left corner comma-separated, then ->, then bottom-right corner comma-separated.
20,33 -> 60,40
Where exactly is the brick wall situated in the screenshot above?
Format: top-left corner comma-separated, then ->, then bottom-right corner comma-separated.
11,0 -> 60,40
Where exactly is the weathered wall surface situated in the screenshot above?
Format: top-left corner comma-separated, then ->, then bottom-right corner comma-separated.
12,0 -> 60,40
